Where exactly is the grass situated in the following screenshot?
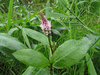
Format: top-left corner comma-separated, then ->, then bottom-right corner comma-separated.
0,0 -> 100,75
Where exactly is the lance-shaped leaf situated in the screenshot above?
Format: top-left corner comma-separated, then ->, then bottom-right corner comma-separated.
86,53 -> 97,75
22,28 -> 49,45
35,68 -> 50,75
22,66 -> 36,75
8,27 -> 18,35
13,49 -> 50,68
0,33 -> 27,50
51,37 -> 91,69
22,66 -> 50,75
0,46 -> 16,59
22,29 -> 31,48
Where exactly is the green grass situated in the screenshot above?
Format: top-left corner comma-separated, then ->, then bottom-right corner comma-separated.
0,0 -> 100,75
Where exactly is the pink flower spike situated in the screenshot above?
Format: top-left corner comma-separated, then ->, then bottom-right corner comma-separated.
40,13 -> 51,35
28,12 -> 30,14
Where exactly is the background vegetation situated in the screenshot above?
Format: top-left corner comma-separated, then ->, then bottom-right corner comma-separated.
0,0 -> 100,75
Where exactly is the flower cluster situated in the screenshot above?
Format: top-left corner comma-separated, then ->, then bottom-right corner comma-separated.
40,13 -> 51,35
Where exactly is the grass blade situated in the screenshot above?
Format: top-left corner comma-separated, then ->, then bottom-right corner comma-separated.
46,0 -> 50,16
7,0 -> 13,33
86,53 -> 97,75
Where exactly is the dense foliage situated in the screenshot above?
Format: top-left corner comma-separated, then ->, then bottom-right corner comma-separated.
0,0 -> 100,75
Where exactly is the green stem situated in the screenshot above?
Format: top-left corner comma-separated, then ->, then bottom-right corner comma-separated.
48,35 -> 53,53
50,63 -> 53,75
66,7 -> 96,34
48,35 -> 53,75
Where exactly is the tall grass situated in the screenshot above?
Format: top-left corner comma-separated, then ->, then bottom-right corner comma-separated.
7,0 -> 13,33
0,0 -> 100,75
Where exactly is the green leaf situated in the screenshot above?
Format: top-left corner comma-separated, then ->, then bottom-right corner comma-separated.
22,29 -> 31,48
51,20 -> 81,28
77,1 -> 88,5
30,12 -> 40,21
0,46 -> 16,60
58,0 -> 68,8
86,53 -> 97,75
79,60 -> 85,75
58,0 -> 97,34
11,20 -> 25,25
52,29 -> 62,36
22,66 -> 36,75
56,19 -> 69,31
35,68 -> 50,75
86,34 -> 100,51
13,49 -> 50,68
51,37 -> 91,69
52,5 -> 68,17
8,28 -> 18,35
86,34 -> 100,44
30,8 -> 46,21
23,28 -> 49,45
45,0 -> 50,16
0,23 -> 5,27
90,1 -> 100,13
22,66 -> 50,75
7,0 -> 13,32
0,33 -> 27,50
47,12 -> 70,18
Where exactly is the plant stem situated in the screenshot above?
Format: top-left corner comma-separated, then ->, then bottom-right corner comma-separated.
48,35 -> 53,53
48,35 -> 53,75
66,7 -> 96,34
50,63 -> 53,75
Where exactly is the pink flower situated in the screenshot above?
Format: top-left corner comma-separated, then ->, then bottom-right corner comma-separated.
28,12 -> 30,14
40,13 -> 51,35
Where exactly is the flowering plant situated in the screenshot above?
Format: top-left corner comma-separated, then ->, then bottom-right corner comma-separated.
40,13 -> 51,35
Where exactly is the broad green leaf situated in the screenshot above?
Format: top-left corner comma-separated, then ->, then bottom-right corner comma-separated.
22,66 -> 50,75
23,28 -> 49,45
86,34 -> 100,44
22,66 -> 36,75
51,37 -> 91,69
35,68 -> 50,75
86,34 -> 100,51
0,46 -> 16,60
0,33 -> 27,50
13,49 -> 50,68
86,53 -> 97,75
8,28 -> 18,35
22,29 -> 31,48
